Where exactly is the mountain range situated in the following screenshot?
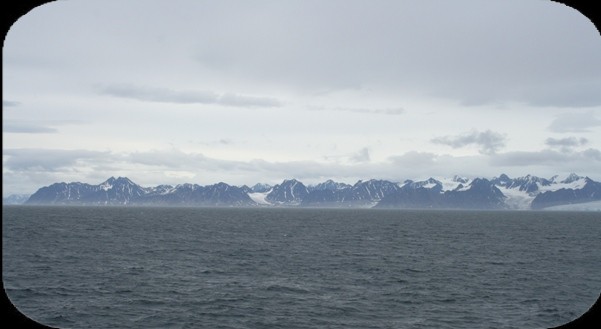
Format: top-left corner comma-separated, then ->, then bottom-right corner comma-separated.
7,173 -> 600,210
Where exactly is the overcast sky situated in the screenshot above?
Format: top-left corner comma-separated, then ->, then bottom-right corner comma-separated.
3,0 -> 601,196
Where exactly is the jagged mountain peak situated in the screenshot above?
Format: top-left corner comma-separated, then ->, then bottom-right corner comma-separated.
561,173 -> 582,184
103,176 -> 134,184
353,179 -> 391,187
312,180 -> 351,191
469,178 -> 498,189
175,183 -> 200,190
23,174 -> 601,210
265,179 -> 309,204
401,177 -> 442,190
100,176 -> 137,189
491,174 -> 512,187
452,175 -> 469,184
251,183 -> 272,193
504,174 -> 552,193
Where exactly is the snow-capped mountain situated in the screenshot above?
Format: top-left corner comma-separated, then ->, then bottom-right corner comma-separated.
552,173 -> 583,184
136,182 -> 256,206
265,179 -> 309,205
375,179 -> 445,209
301,179 -> 400,207
99,176 -> 147,203
2,194 -> 31,205
375,178 -> 506,210
308,180 -> 352,192
346,179 -> 401,206
250,183 -> 272,193
531,177 -> 601,209
444,178 -> 506,209
26,176 -> 146,205
22,174 -> 601,210
506,174 -> 552,193
491,173 -> 599,210
26,178 -> 255,206
145,184 -> 176,195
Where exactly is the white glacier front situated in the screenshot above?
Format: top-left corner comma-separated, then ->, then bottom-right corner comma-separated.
248,191 -> 272,205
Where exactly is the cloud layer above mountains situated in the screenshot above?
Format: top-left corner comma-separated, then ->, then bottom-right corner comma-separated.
3,0 -> 600,195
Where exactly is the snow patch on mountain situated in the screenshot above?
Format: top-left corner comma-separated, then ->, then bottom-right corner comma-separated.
498,186 -> 534,210
100,182 -> 112,191
361,201 -> 379,208
251,183 -> 272,193
539,177 -> 587,192
248,191 -> 272,205
402,176 -> 470,192
438,176 -> 471,192
147,185 -> 176,195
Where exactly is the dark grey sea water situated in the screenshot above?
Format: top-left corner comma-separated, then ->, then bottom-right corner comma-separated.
3,206 -> 600,329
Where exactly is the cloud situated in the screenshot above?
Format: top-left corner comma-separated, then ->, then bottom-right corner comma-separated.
6,1 -> 600,111
545,137 -> 588,147
336,107 -> 405,116
485,148 -> 601,181
102,84 -> 217,104
431,130 -> 507,155
322,147 -> 372,164
548,111 -> 601,133
2,147 -> 427,191
127,149 -> 211,170
3,122 -> 58,133
125,150 -> 369,184
3,148 -> 111,171
490,148 -> 601,166
191,138 -> 236,147
518,80 -> 601,108
101,84 -> 282,107
545,136 -> 589,153
126,148 -> 277,174
490,150 -> 565,166
3,100 -> 20,107
5,0 -> 601,194
582,148 -> 601,161
388,151 -> 437,167
308,106 -> 405,116
2,148 -> 124,195
190,1 -> 601,107
218,93 -> 282,108
5,146 -> 601,196
387,151 -> 503,180
374,108 -> 405,115
349,147 -> 370,163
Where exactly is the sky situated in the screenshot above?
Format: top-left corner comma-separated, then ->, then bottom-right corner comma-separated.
3,0 -> 601,196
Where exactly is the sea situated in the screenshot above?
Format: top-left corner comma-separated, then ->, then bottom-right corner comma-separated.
3,205 -> 600,329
